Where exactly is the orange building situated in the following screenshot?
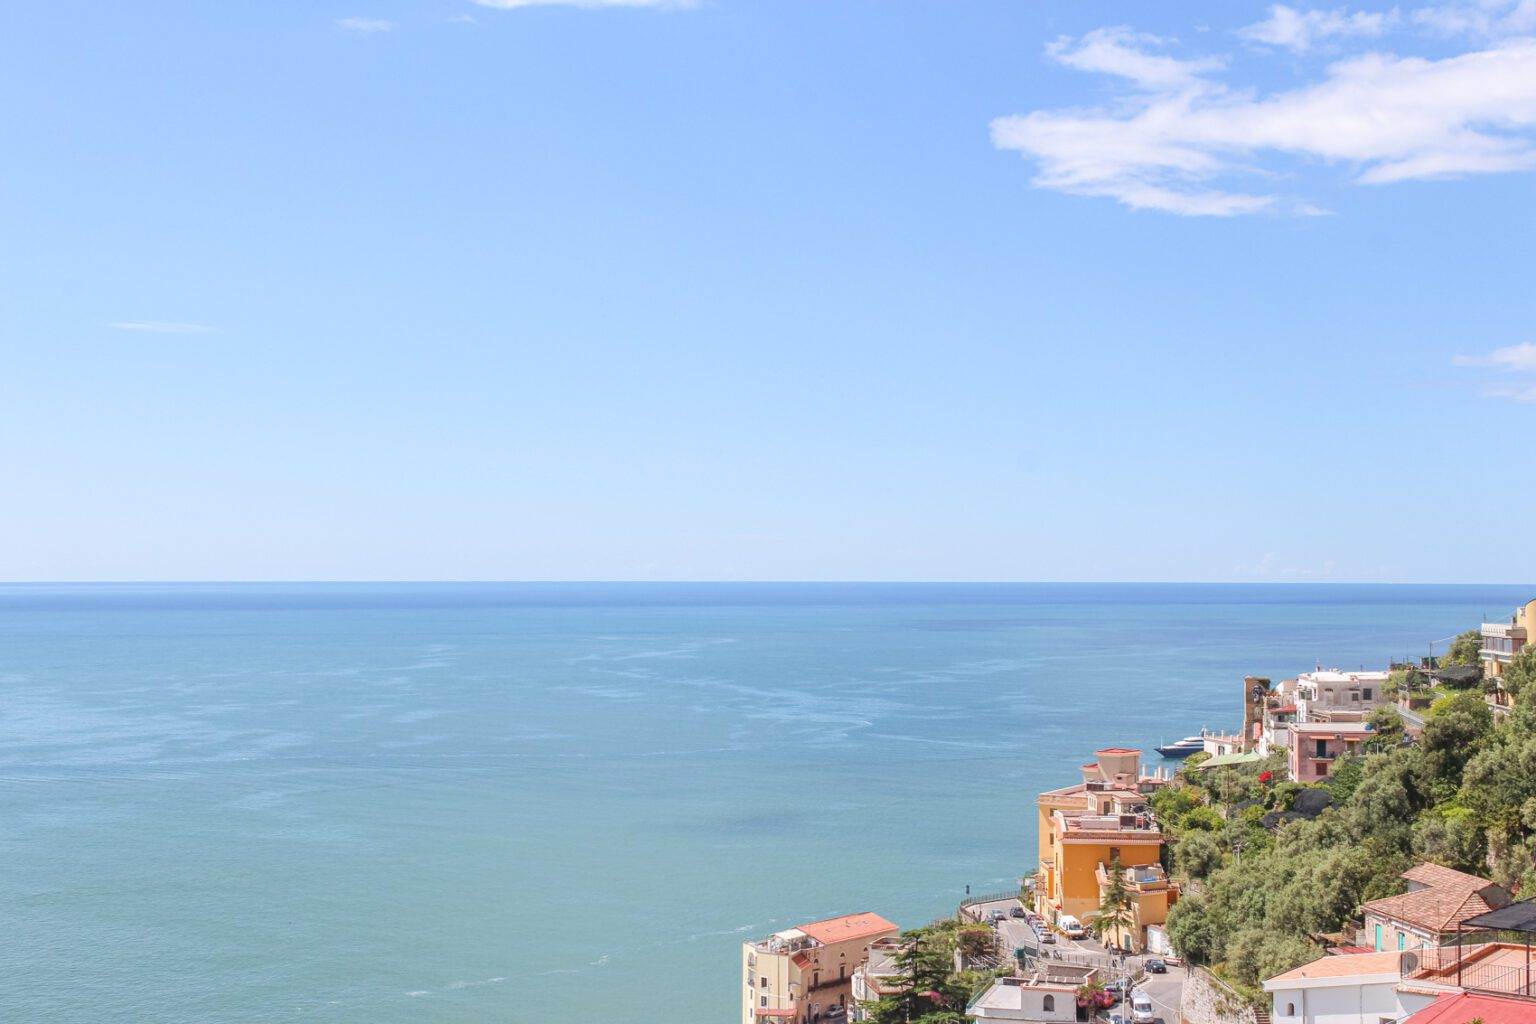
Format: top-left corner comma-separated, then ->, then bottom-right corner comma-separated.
1034,748 -> 1176,952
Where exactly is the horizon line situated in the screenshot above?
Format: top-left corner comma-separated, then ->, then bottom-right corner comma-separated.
0,579 -> 1530,587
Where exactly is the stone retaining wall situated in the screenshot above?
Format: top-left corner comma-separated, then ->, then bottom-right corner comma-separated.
1180,966 -> 1259,1024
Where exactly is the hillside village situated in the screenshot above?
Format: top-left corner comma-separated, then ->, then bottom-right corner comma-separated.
742,598 -> 1536,1024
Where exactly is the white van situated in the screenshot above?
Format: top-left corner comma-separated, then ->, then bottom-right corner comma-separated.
1057,914 -> 1087,939
1130,990 -> 1155,1024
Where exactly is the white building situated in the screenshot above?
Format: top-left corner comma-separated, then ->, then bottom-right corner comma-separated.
969,967 -> 1098,1022
1294,670 -> 1390,724
1264,950 -> 1443,1024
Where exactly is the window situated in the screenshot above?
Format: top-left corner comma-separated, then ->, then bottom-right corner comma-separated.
1043,995 -> 1055,1012
1375,924 -> 1382,950
760,996 -> 767,1008
1398,933 -> 1405,951
1363,688 -> 1373,700
1315,739 -> 1328,757
1317,762 -> 1328,776
761,978 -> 768,988
1286,1004 -> 1295,1016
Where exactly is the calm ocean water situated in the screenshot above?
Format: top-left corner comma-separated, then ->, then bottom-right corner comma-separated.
1,582 -> 1528,1023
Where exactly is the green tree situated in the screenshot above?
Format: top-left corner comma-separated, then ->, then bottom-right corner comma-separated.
1165,894 -> 1217,963
862,928 -> 969,1024
1180,806 -> 1225,833
1093,855 -> 1136,946
1364,704 -> 1405,752
1423,691 -> 1494,782
1412,804 -> 1486,874
1504,646 -> 1536,701
1176,831 -> 1224,879
1445,630 -> 1483,667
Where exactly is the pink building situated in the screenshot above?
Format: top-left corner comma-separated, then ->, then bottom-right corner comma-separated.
1287,722 -> 1372,782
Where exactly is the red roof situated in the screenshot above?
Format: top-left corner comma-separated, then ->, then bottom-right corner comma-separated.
799,912 -> 899,945
1405,991 -> 1536,1024
1361,862 -> 1507,933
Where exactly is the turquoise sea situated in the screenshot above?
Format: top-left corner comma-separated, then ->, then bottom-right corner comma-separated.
2,582 -> 1529,1023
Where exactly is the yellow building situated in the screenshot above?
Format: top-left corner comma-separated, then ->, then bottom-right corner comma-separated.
742,912 -> 899,1024
1034,747 -> 1177,952
1481,598 -> 1536,685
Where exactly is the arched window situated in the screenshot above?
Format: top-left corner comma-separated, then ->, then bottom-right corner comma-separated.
1043,995 -> 1055,1012
1286,1004 -> 1295,1016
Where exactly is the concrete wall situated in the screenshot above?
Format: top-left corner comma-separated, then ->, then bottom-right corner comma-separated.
1182,967 -> 1258,1024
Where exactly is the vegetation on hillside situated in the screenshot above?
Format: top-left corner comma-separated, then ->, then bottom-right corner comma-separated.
1158,646 -> 1536,1004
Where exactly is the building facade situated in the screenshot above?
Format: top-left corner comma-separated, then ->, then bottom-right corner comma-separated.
1294,670 -> 1390,723
1287,722 -> 1372,782
1360,863 -> 1511,952
1034,748 -> 1175,952
1482,600 -> 1536,712
968,966 -> 1099,1022
742,912 -> 899,1024
1264,950 -> 1440,1024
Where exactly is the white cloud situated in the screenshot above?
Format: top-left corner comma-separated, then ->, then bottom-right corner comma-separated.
1453,341 -> 1536,369
1047,27 -> 1224,89
109,321 -> 221,335
1483,382 -> 1536,401
470,0 -> 693,9
1413,0 -> 1536,38
1240,5 -> 1398,52
335,17 -> 396,33
1453,342 -> 1536,401
991,31 -> 1536,215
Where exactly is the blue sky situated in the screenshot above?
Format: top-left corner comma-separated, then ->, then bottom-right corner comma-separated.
2,1 -> 1533,582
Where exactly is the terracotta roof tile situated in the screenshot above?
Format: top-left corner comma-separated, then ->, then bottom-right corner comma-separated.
1266,950 -> 1404,983
1361,863 -> 1508,933
798,912 -> 898,945
1403,863 -> 1494,890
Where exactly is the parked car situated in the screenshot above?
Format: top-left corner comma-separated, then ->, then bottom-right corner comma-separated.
1058,914 -> 1087,939
1101,1014 -> 1128,1024
990,910 -> 1006,923
1010,906 -> 1027,919
1037,930 -> 1056,944
1130,991 -> 1155,1024
1144,959 -> 1167,974
1104,980 -> 1127,998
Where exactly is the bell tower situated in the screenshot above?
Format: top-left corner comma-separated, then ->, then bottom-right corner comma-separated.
1242,676 -> 1271,751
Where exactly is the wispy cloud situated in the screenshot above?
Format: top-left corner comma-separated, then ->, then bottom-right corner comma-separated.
990,24 -> 1536,216
1413,0 -> 1536,38
335,16 -> 396,33
1453,341 -> 1536,370
1046,27 -> 1224,89
109,321 -> 222,335
1453,341 -> 1536,401
1239,4 -> 1399,52
470,0 -> 693,9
